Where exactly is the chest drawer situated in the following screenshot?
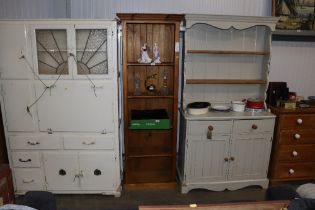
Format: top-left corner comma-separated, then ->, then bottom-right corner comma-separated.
9,135 -> 63,150
279,114 -> 315,129
63,135 -> 115,150
278,145 -> 315,162
11,152 -> 41,168
188,120 -> 232,136
279,130 -> 315,145
274,162 -> 315,179
233,119 -> 275,134
13,168 -> 45,191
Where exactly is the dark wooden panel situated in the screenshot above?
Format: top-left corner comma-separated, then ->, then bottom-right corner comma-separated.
279,130 -> 315,145
127,66 -> 174,96
126,23 -> 175,63
128,130 -> 173,156
279,114 -> 315,129
274,162 -> 315,179
278,145 -> 315,162
125,156 -> 173,183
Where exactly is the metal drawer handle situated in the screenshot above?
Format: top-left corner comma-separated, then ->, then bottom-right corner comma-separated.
289,169 -> 295,174
294,134 -> 301,140
82,141 -> 96,145
207,125 -> 213,140
22,179 -> 34,183
27,141 -> 40,145
292,151 -> 298,157
19,158 -> 31,162
252,124 -> 258,130
296,118 -> 303,125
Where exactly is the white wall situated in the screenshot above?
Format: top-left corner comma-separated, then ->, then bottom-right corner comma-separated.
269,41 -> 315,99
0,0 -> 67,19
0,0 -> 314,98
68,0 -> 271,18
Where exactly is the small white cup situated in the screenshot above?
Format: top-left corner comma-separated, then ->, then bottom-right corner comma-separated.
232,101 -> 245,112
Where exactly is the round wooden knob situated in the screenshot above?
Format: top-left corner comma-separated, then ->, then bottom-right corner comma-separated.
252,124 -> 258,130
224,157 -> 229,162
289,169 -> 295,174
294,133 -> 301,140
292,151 -> 298,157
296,118 -> 303,124
230,157 -> 235,161
208,125 -> 214,131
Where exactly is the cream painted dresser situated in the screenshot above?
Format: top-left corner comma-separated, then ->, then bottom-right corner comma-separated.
0,20 -> 121,196
177,15 -> 278,193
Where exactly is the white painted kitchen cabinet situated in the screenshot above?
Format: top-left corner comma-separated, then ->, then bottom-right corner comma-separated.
179,117 -> 275,193
178,15 -> 278,193
0,20 -> 121,196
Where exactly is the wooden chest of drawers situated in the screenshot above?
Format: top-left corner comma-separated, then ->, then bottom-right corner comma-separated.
269,107 -> 315,185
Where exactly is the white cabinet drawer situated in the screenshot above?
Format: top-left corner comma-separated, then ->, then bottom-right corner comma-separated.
9,135 -> 63,150
188,120 -> 232,136
14,168 -> 45,191
64,135 -> 115,150
233,119 -> 275,134
11,152 -> 41,168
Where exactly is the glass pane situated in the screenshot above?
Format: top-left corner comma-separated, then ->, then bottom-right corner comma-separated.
35,29 -> 69,75
76,29 -> 108,75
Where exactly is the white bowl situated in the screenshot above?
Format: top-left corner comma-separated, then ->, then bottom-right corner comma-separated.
232,101 -> 245,112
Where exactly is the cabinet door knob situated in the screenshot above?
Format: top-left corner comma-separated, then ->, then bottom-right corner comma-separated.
292,151 -> 298,157
296,118 -> 303,124
251,124 -> 258,130
207,125 -> 213,139
289,169 -> 295,174
230,157 -> 235,161
224,157 -> 229,162
294,133 -> 301,140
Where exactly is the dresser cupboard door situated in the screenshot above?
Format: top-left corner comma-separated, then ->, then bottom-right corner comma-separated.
185,135 -> 230,182
43,152 -> 80,191
1,81 -> 37,131
228,134 -> 272,181
79,152 -> 117,190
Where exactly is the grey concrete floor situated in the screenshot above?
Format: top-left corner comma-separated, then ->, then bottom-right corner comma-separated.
54,186 -> 267,210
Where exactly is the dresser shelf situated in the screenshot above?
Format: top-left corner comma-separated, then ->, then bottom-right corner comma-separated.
127,62 -> 174,66
186,50 -> 269,55
186,79 -> 267,85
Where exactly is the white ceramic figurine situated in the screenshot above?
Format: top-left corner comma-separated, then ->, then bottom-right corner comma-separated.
152,42 -> 161,64
138,43 -> 152,63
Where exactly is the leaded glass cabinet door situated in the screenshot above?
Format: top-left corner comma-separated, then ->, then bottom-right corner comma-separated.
31,24 -> 73,80
73,23 -> 116,79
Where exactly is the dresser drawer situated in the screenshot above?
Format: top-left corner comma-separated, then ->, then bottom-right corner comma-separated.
279,130 -> 315,145
63,135 -> 115,150
13,168 -> 45,191
188,120 -> 232,136
233,119 -> 275,134
9,135 -> 63,150
278,145 -> 315,162
279,114 -> 315,129
11,152 -> 41,168
274,163 -> 315,179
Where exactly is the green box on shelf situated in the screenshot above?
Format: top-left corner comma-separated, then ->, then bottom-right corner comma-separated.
129,109 -> 171,130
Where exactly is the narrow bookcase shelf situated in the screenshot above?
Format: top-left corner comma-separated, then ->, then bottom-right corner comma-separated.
127,62 -> 174,66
